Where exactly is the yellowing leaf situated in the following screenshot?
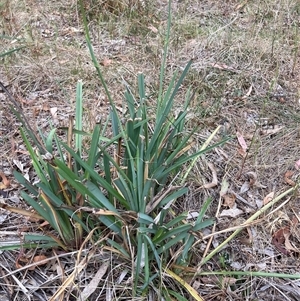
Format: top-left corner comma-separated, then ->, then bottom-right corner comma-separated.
165,268 -> 205,301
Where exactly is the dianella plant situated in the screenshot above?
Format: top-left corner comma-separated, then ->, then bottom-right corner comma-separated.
5,0 -> 228,299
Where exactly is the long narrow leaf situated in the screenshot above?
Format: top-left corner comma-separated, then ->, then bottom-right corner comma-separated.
192,218 -> 215,231
57,143 -> 126,203
75,80 -> 83,155
196,197 -> 213,223
13,171 -> 38,196
157,232 -> 188,255
143,234 -> 161,266
20,128 -> 48,184
85,124 -> 101,179
155,187 -> 188,210
155,224 -> 191,244
165,213 -> 188,228
162,139 -> 230,177
0,46 -> 26,58
106,238 -> 130,258
85,181 -> 118,212
179,234 -> 195,264
45,128 -> 57,153
20,191 -> 51,222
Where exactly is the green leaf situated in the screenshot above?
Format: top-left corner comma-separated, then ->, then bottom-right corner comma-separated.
162,139 -> 229,177
161,187 -> 188,208
0,46 -> 26,58
13,171 -> 38,196
0,242 -> 59,251
179,234 -> 195,264
20,128 -> 48,184
138,213 -> 154,225
98,215 -> 122,236
107,238 -> 130,258
45,128 -> 57,153
168,290 -> 190,301
152,226 -> 167,243
157,232 -> 188,255
85,181 -> 117,212
192,218 -> 215,231
56,144 -> 126,204
75,80 -> 83,155
143,234 -> 161,266
196,197 -> 213,223
20,191 -> 51,222
134,234 -> 144,293
155,224 -> 191,244
137,226 -> 157,235
165,212 -> 188,228
85,124 -> 101,179
113,177 -> 135,210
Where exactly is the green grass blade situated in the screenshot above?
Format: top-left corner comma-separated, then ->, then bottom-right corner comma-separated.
85,181 -> 118,212
103,153 -> 112,187
110,107 -> 120,137
192,218 -> 215,231
137,137 -> 145,212
165,213 -> 188,228
196,197 -> 213,223
22,190 -> 73,247
156,187 -> 188,209
157,232 -> 188,255
0,242 -> 59,251
0,46 -> 26,58
167,60 -> 193,106
99,215 -> 122,236
138,73 -> 146,103
13,171 -> 38,196
20,128 -> 48,184
85,124 -> 101,179
137,213 -> 154,225
113,176 -> 135,210
138,226 -> 157,235
162,139 -> 230,176
45,128 -> 57,153
143,234 -> 161,266
179,234 -> 195,264
75,80 -> 83,155
134,234 -> 144,294
168,290 -> 190,301
107,238 -> 130,258
24,234 -> 61,243
20,191 -> 51,221
154,224 -> 191,244
53,147 -> 126,203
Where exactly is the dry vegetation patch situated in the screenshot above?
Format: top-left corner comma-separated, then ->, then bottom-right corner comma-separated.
1,0 -> 300,300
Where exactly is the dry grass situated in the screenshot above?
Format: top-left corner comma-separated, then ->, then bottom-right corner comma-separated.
1,0 -> 300,300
